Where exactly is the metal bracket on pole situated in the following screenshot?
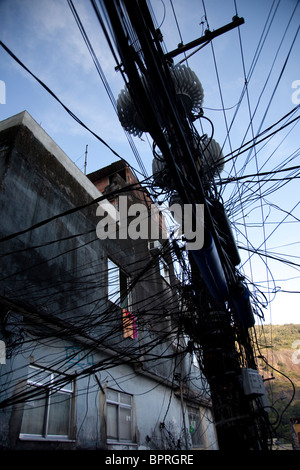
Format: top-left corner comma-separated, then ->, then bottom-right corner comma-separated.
165,16 -> 245,61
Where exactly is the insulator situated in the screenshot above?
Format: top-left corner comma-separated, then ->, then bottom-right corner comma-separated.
116,65 -> 204,136
116,87 -> 147,137
171,64 -> 204,114
200,137 -> 225,178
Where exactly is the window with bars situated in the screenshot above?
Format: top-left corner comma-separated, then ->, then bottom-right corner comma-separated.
20,365 -> 74,441
106,389 -> 134,443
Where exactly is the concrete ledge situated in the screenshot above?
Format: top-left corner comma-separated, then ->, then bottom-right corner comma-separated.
0,110 -> 118,222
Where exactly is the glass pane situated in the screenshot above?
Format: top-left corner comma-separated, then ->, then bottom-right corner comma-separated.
188,411 -> 203,446
120,393 -> 131,405
28,366 -> 50,386
107,404 -> 118,439
60,380 -> 73,392
48,391 -> 71,436
120,271 -> 129,309
107,259 -> 120,305
21,391 -> 47,435
119,407 -> 132,440
107,389 -> 118,402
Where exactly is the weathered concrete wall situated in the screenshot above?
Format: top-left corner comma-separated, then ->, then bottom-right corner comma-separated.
0,111 -> 217,450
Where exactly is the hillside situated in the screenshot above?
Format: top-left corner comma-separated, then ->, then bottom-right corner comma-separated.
255,324 -> 300,447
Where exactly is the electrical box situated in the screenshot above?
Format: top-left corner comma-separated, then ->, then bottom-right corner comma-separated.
241,368 -> 265,396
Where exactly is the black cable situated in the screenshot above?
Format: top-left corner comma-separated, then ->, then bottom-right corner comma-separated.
0,40 -> 145,179
67,0 -> 148,179
0,178 -> 151,244
219,164 -> 300,184
222,108 -> 300,165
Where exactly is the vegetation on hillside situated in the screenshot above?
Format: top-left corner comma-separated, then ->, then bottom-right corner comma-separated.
255,324 -> 300,448
256,323 -> 300,350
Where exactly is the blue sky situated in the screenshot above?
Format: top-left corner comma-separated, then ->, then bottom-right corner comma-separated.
0,0 -> 299,325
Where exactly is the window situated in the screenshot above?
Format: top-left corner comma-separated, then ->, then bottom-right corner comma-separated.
159,257 -> 170,284
106,389 -> 134,443
107,258 -> 137,339
188,407 -> 205,448
20,365 -> 74,440
107,258 -> 131,309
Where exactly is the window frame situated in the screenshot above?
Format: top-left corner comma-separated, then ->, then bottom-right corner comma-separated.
19,365 -> 75,442
106,388 -> 135,444
187,406 -> 205,448
107,257 -> 132,310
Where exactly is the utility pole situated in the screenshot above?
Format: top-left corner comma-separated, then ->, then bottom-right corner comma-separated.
188,257 -> 269,449
98,0 -> 270,450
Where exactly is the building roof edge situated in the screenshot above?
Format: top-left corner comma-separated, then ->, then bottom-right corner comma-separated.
0,111 -> 118,222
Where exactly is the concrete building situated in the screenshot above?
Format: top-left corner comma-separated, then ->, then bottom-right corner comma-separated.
0,111 -> 218,450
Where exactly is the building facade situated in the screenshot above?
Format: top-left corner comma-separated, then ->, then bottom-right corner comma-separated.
0,111 -> 218,450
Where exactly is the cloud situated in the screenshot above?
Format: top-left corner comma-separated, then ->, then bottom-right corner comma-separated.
1,0 -> 121,88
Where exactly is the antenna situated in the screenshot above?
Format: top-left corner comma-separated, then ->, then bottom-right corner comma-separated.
84,144 -> 88,175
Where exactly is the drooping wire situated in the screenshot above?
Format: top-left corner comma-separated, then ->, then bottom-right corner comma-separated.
67,0 -> 148,179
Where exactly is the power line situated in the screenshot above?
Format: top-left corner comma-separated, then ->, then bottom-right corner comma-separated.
67,0 -> 148,178
0,40 -> 145,179
1,0 -> 298,448
222,108 -> 300,165
0,179 -> 150,244
219,164 -> 300,184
